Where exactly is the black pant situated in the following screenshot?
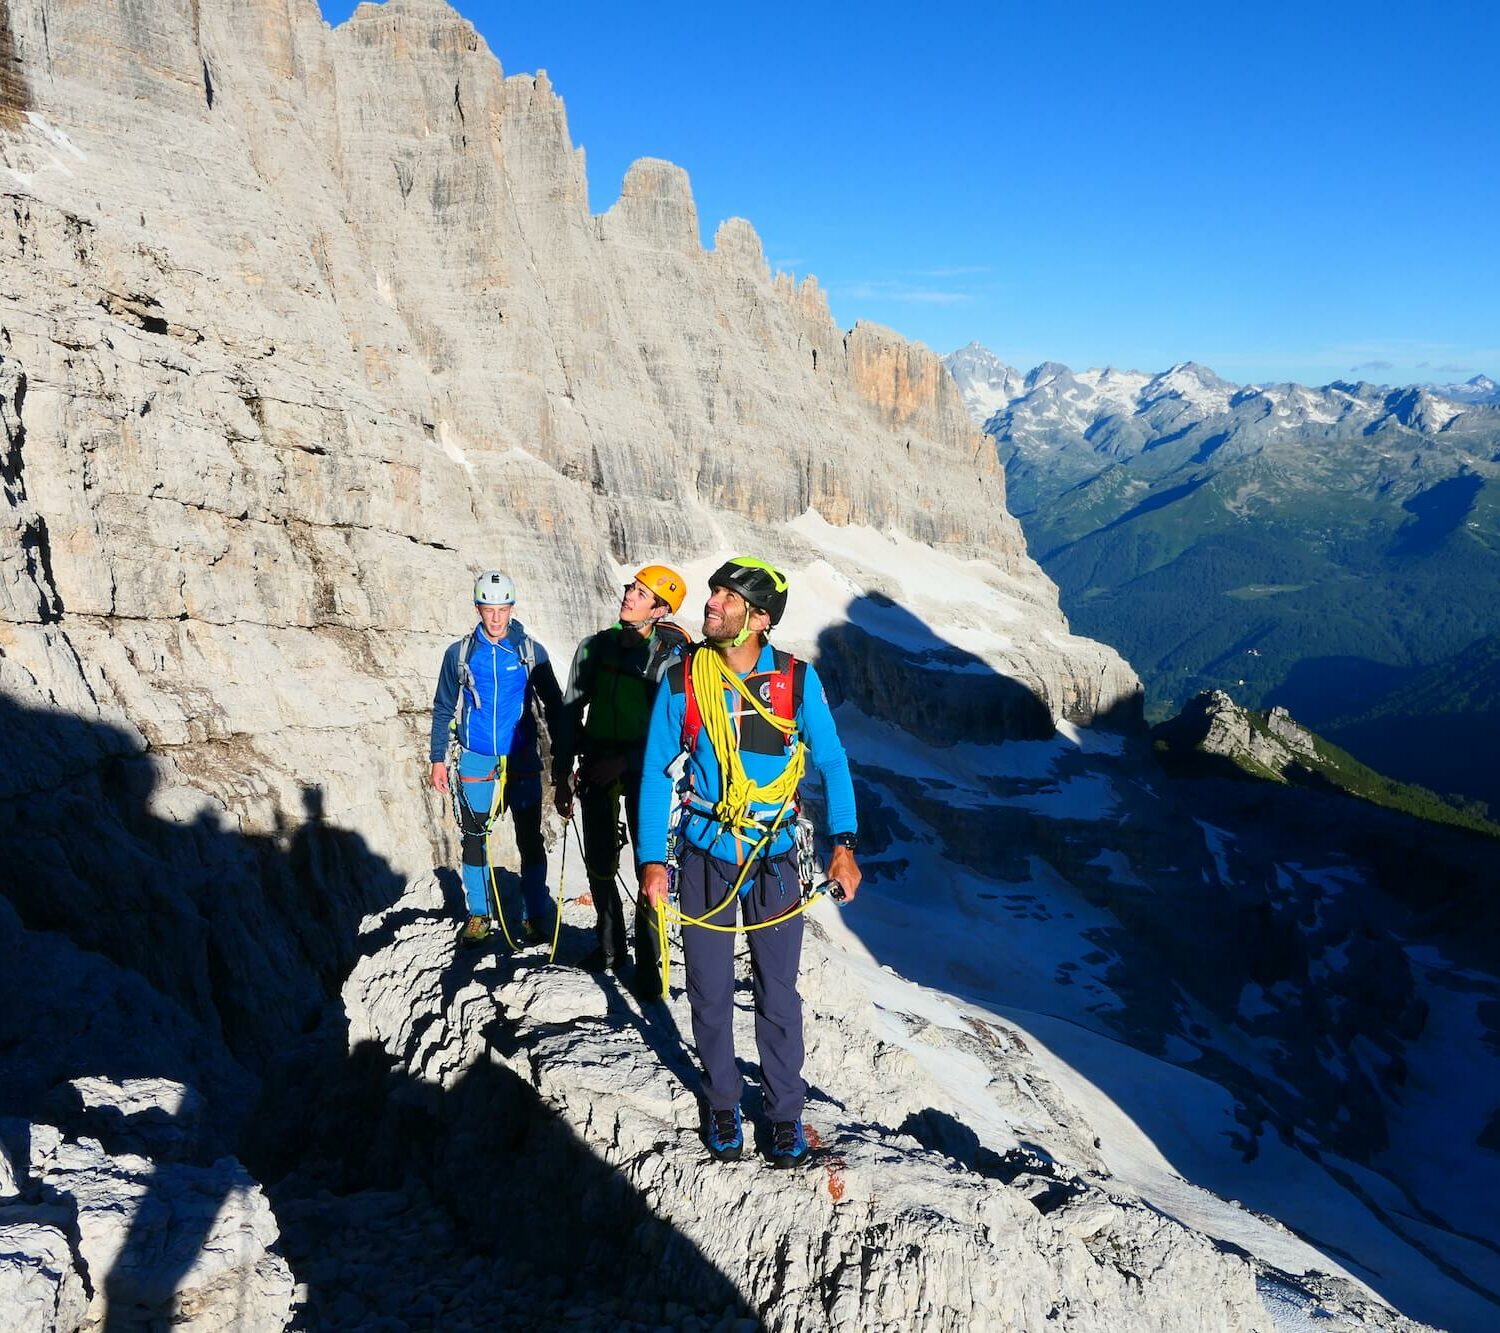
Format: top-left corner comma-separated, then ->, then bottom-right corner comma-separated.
577,762 -> 661,973
677,847 -> 805,1121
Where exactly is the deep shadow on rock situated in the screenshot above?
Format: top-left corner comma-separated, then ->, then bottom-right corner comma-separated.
0,687 -> 752,1330
808,593 -> 1500,1329
814,612 -> 1053,746
273,1034 -> 751,1327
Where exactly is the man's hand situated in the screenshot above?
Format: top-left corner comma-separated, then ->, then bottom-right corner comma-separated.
640,862 -> 670,909
430,761 -> 449,795
827,846 -> 861,904
554,773 -> 574,819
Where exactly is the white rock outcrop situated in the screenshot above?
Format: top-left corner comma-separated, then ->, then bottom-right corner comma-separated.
330,874 -> 1426,1333
0,1130 -> 292,1331
0,1216 -> 90,1333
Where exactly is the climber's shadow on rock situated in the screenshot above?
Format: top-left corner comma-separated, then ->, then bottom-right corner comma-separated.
0,688 -> 751,1329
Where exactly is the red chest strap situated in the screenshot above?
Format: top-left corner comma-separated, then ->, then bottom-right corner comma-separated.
680,651 -> 799,754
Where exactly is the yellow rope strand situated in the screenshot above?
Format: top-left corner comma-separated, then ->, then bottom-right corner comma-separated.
690,649 -> 806,834
662,891 -> 829,934
548,814 -> 568,964
653,650 -> 821,939
483,757 -> 519,951
657,896 -> 670,995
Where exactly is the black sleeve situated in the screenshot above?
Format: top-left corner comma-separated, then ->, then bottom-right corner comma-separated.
553,634 -> 597,781
529,657 -> 567,782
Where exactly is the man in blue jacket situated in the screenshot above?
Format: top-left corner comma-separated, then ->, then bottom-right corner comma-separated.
638,557 -> 861,1167
430,570 -> 565,946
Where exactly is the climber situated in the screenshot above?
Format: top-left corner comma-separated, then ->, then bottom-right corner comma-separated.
430,570 -> 565,947
637,557 -> 861,1167
553,564 -> 691,995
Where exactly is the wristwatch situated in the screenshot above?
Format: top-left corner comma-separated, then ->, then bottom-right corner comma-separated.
831,832 -> 858,851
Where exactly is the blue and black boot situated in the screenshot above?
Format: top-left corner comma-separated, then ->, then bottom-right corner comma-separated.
705,1106 -> 744,1162
768,1120 -> 811,1169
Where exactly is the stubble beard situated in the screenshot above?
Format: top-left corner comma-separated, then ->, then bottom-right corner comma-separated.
702,605 -> 743,648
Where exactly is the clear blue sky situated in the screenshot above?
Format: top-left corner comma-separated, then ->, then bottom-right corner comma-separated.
319,1 -> 1498,388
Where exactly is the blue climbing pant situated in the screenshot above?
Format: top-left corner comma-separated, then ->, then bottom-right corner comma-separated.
676,846 -> 805,1122
455,747 -> 551,931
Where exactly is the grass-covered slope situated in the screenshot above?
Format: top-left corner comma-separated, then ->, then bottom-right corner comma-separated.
1321,633 -> 1500,816
987,377 -> 1500,810
1153,689 -> 1500,837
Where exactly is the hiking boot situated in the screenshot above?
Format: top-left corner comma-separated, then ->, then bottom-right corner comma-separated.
459,915 -> 492,946
578,946 -> 613,973
522,917 -> 555,946
705,1107 -> 743,1162
768,1120 -> 810,1169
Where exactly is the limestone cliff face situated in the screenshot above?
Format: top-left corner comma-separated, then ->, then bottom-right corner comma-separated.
0,0 -> 1131,911
0,21 -> 1139,1283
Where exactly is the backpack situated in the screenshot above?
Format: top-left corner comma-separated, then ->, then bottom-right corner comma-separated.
678,646 -> 805,757
453,624 -> 536,732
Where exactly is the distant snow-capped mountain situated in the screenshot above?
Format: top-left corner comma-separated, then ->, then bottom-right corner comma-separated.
943,342 -> 1497,443
1432,373 -> 1500,403
942,343 -> 1500,813
941,341 -> 1029,422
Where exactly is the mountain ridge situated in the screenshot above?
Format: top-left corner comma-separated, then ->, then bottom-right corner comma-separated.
946,341 -> 1500,422
944,341 -> 1500,814
1,4 -> 1496,1330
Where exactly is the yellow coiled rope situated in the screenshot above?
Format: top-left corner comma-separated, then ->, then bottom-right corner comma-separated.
656,650 -> 825,957
690,647 -> 806,833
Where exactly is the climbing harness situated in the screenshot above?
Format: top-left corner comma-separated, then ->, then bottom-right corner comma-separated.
647,646 -> 844,991
444,622 -> 539,954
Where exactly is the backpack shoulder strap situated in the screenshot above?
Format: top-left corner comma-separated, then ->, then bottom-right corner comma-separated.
656,621 -> 690,651
646,621 -> 690,682
452,632 -> 481,730
764,649 -> 801,746
504,622 -> 536,675
676,648 -> 704,755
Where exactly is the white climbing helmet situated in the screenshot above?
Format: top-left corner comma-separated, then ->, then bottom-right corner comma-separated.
473,570 -> 516,607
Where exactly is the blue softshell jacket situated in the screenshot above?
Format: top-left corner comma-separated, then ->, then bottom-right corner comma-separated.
429,621 -> 554,766
636,642 -> 857,865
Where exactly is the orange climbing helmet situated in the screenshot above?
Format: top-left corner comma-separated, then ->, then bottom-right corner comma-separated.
633,563 -> 687,614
